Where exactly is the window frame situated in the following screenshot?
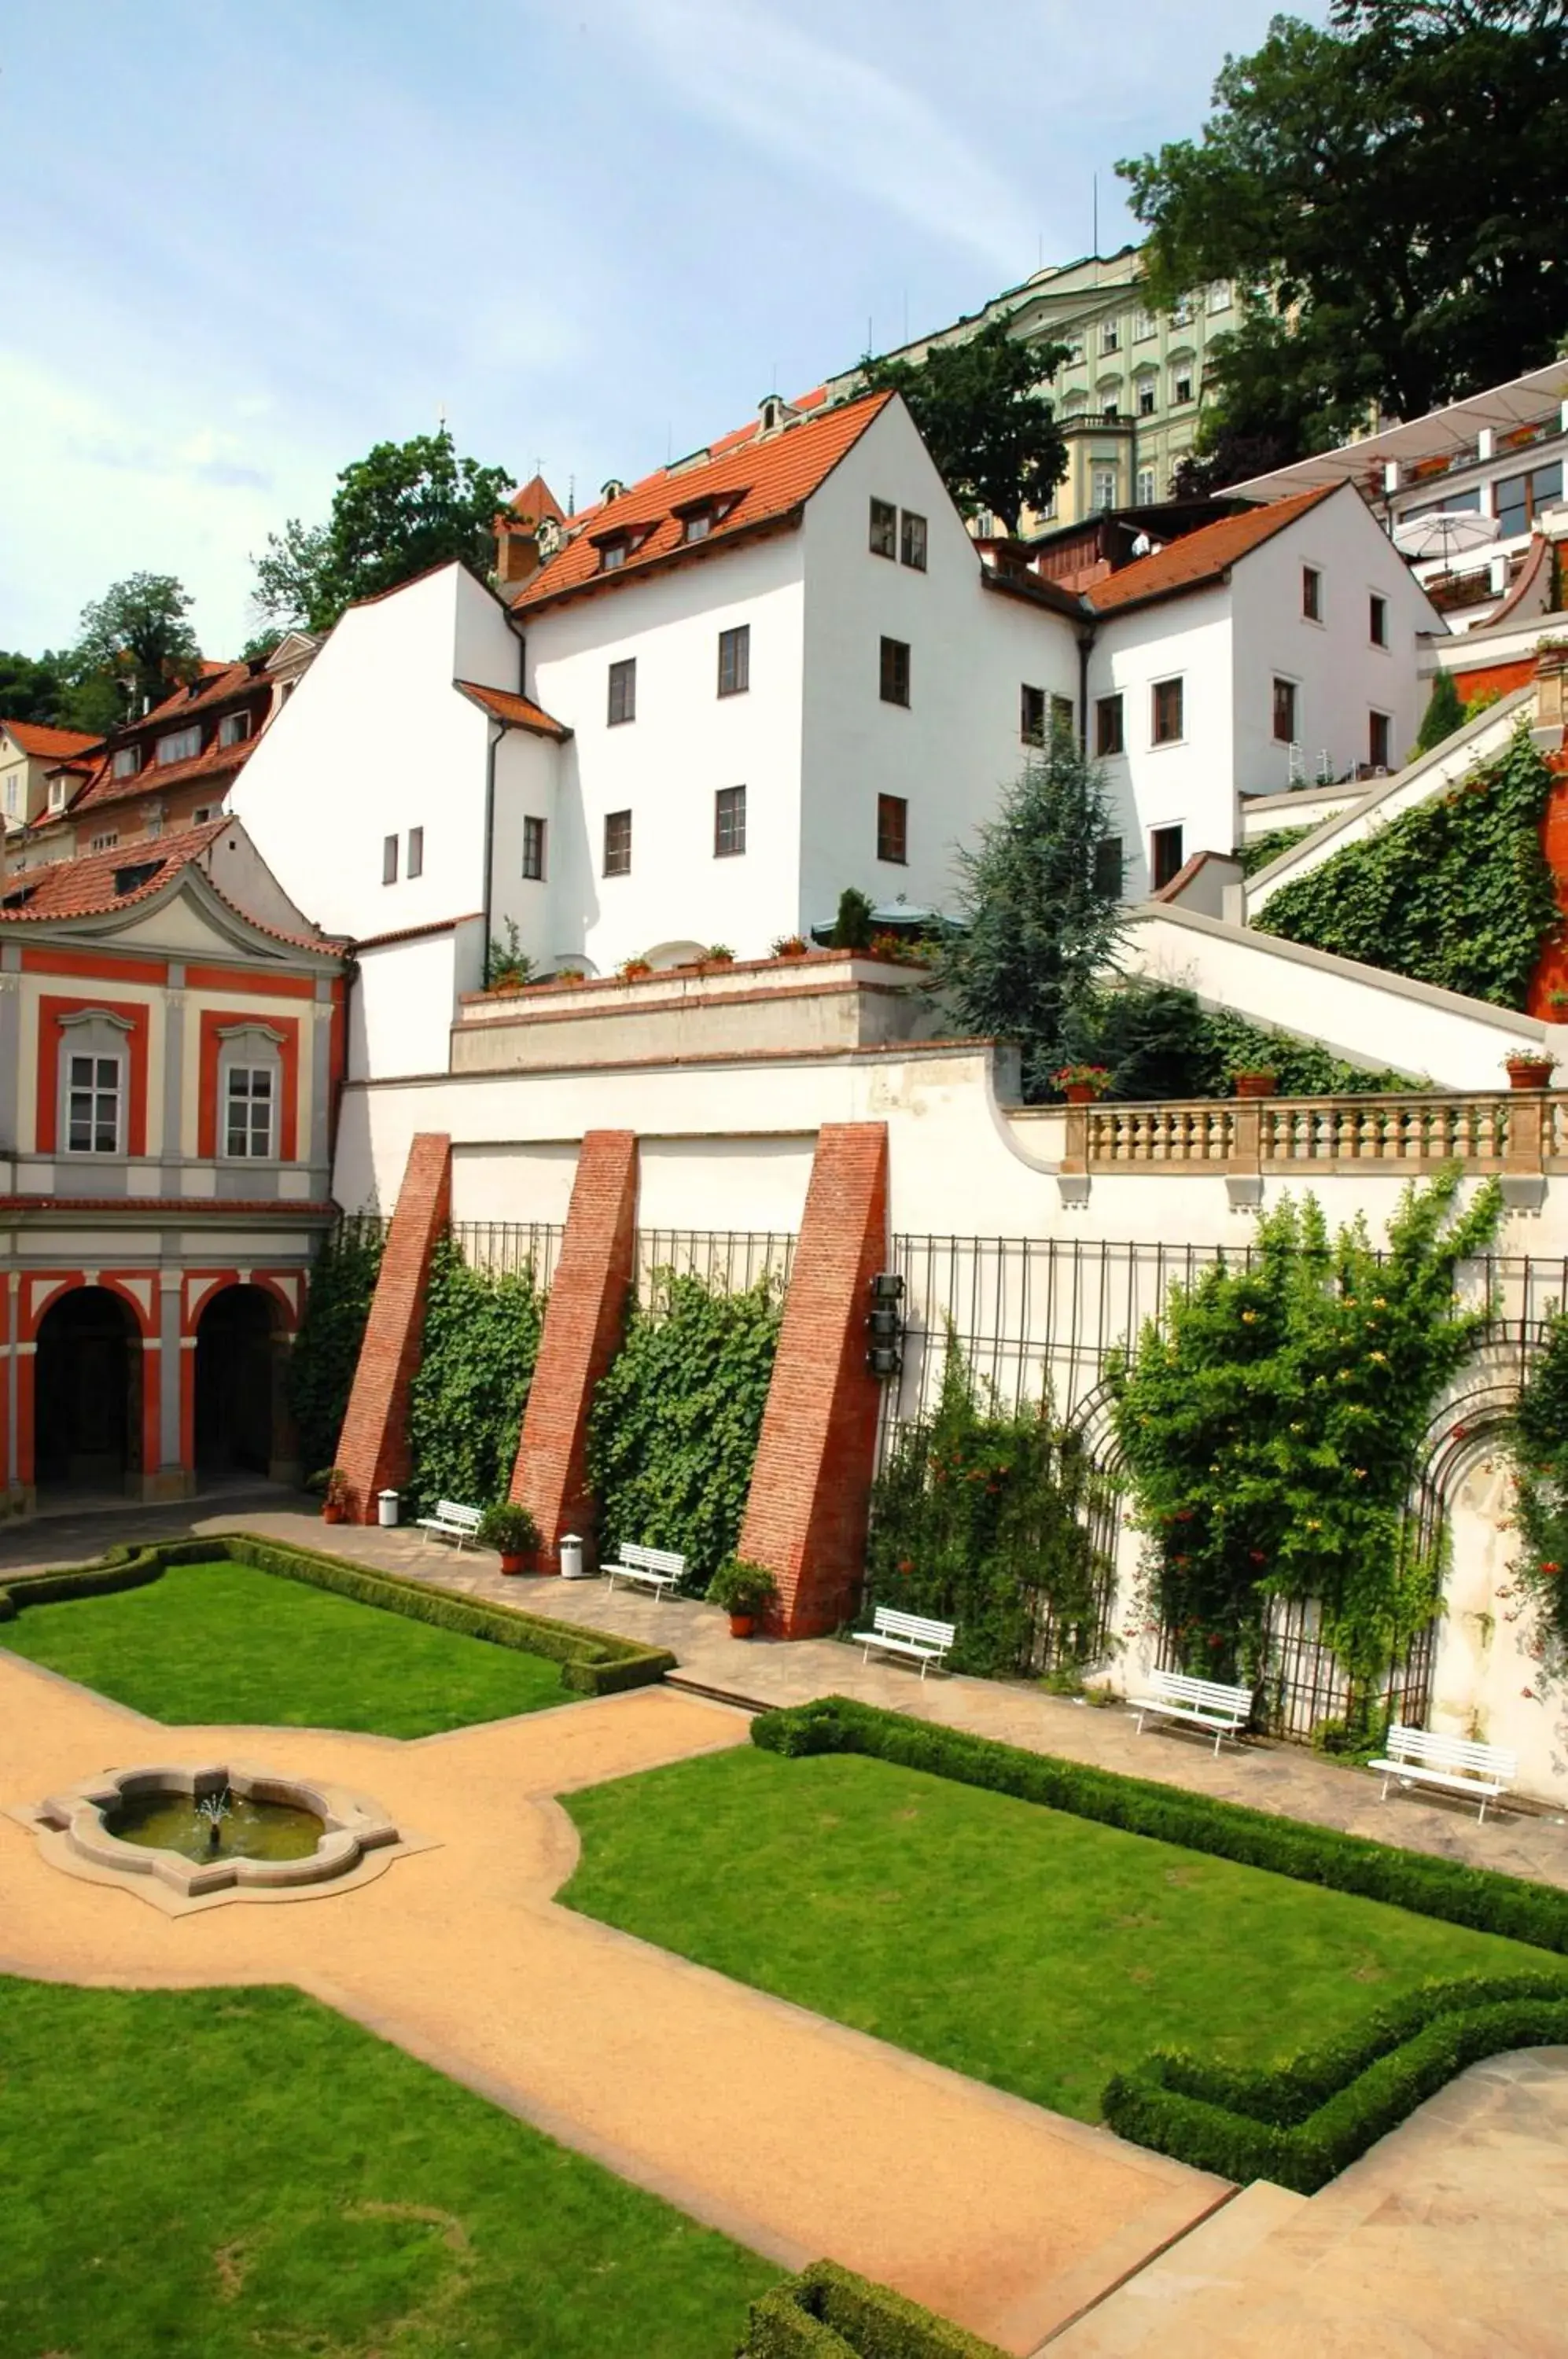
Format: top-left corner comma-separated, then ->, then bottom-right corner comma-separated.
1368,591 -> 1389,650
869,497 -> 897,559
1150,823 -> 1185,892
522,814 -> 547,881
111,745 -> 142,780
607,657 -> 637,726
1369,709 -> 1393,771
155,723 -> 202,767
64,1037 -> 125,1156
1091,465 -> 1117,512
1150,675 -> 1185,746
1095,693 -> 1125,758
717,624 -> 750,697
1272,676 -> 1299,745
603,808 -> 632,877
713,784 -> 747,858
218,709 -> 252,749
1020,683 -> 1047,747
900,510 -> 928,572
878,635 -> 911,708
407,826 -> 424,880
1301,565 -> 1323,624
223,1061 -> 276,1160
381,833 -> 399,885
877,791 -> 908,866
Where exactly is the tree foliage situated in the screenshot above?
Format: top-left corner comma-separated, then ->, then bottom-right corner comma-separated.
0,649 -> 78,731
858,317 -> 1070,535
1111,1172 -> 1501,1690
287,1220 -> 385,1477
1059,979 -> 1419,1102
70,573 -> 202,727
1255,725 -> 1560,1009
1508,1312 -> 1568,1678
587,1272 -> 782,1588
1413,668 -> 1466,756
253,427 -> 515,634
1121,2 -> 1568,473
934,734 -> 1123,1101
406,1235 -> 546,1514
866,1336 -> 1110,1678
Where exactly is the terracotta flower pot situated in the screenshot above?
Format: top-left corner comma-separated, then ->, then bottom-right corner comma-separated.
1064,1084 -> 1099,1106
499,1551 -> 526,1577
1507,1059 -> 1555,1091
322,1502 -> 344,1525
728,1612 -> 755,1639
1234,1071 -> 1279,1099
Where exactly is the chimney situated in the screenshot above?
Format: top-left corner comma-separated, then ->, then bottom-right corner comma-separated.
494,517 -> 542,589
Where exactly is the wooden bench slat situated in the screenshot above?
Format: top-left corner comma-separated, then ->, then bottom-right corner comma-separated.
1128,1667 -> 1253,1757
1370,1723 -> 1515,1823
851,1602 -> 956,1680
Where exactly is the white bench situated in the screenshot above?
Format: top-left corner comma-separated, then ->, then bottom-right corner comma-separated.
1370,1724 -> 1517,1824
415,1500 -> 482,1550
1129,1668 -> 1253,1756
603,1542 -> 686,1599
852,1604 -> 955,1679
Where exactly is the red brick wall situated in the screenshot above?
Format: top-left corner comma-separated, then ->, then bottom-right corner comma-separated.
737,1122 -> 889,1638
334,1132 -> 451,1522
509,1131 -> 638,1566
1452,656 -> 1538,706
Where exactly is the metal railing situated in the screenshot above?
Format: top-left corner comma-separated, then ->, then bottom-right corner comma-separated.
451,1220 -> 564,1289
632,1227 -> 796,1305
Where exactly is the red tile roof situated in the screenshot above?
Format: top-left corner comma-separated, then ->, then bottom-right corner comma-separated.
69,736 -> 252,815
1,718 -> 101,760
0,816 -> 230,922
508,473 -> 565,528
139,658 -> 264,726
1082,485 -> 1338,615
513,391 -> 894,614
454,680 -> 572,738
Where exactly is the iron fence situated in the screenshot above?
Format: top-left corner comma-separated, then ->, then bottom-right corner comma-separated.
632,1227 -> 796,1305
451,1220 -> 564,1289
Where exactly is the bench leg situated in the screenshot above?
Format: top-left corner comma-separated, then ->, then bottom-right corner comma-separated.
1478,1795 -> 1489,1825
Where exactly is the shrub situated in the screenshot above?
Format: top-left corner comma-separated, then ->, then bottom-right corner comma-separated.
587,1270 -> 782,1587
743,2260 -> 1005,2358
748,1698 -> 1568,1952
1506,1308 -> 1568,1676
830,888 -> 876,951
1240,823 -> 1312,877
407,1235 -> 546,1514
477,1501 -> 540,1558
1058,979 -> 1421,1102
287,1218 -> 385,1476
708,1559 -> 778,1616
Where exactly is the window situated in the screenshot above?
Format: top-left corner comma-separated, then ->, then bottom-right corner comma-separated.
522,815 -> 547,880
1151,675 -> 1184,745
1272,678 -> 1298,743
1051,694 -> 1074,742
1091,466 -> 1117,512
1136,379 -> 1157,418
112,745 -> 141,779
144,809 -> 163,840
1101,319 -> 1120,353
1369,711 -> 1393,771
1136,466 -> 1156,506
1170,295 -> 1193,328
1093,836 -> 1124,898
3,777 -> 15,815
879,635 -> 911,707
599,539 -> 628,572
717,624 -> 750,697
88,830 -> 120,853
1301,565 -> 1322,622
67,1052 -> 121,1154
607,657 -> 636,725
156,723 -> 201,766
1101,399 -> 1121,423
192,806 -> 214,824
1021,683 -> 1046,745
47,778 -> 65,811
1095,694 -> 1124,757
869,497 -> 897,558
225,1065 -> 274,1158
1171,368 -> 1193,405
900,510 -> 928,571
714,784 -> 746,857
682,510 -> 712,543
1207,280 -> 1232,313
407,826 -> 424,879
1369,592 -> 1389,649
877,792 -> 908,864
218,710 -> 251,748
1495,462 -> 1562,539
1132,305 -> 1157,341
382,834 -> 399,885
1151,824 -> 1185,891
603,808 -> 631,876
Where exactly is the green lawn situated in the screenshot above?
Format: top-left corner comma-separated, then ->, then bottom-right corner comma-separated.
561,1748 -> 1562,2123
1,1560 -> 570,1735
0,1977 -> 777,2359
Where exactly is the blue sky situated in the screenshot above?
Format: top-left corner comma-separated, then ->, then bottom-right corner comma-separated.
0,0 -> 1309,659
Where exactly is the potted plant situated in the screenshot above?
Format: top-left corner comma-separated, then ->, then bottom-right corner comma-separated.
1051,1063 -> 1112,1106
707,1557 -> 778,1638
554,967 -> 587,986
1231,1069 -> 1279,1099
619,955 -> 653,981
477,1500 -> 540,1576
314,1468 -> 348,1524
701,942 -> 736,969
1506,1047 -> 1557,1091
771,933 -> 810,959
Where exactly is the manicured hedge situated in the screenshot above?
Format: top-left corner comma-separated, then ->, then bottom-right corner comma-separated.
750,1698 -> 1568,1952
1,1536 -> 675,1698
1103,1974 -> 1568,2192
742,2261 -> 1004,2358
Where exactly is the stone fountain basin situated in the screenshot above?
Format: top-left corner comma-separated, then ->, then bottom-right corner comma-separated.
34,1761 -> 400,1901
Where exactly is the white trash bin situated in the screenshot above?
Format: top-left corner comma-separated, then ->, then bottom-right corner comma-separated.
559,1533 -> 587,1581
377,1489 -> 400,1529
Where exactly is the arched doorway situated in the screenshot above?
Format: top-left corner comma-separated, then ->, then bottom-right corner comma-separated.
35,1286 -> 141,1493
194,1286 -> 278,1477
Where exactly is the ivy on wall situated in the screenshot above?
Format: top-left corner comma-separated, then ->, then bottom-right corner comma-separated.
587,1271 -> 782,1588
286,1218 -> 385,1478
1110,1171 -> 1502,1698
1239,823 -> 1313,878
1061,981 -> 1420,1103
1254,725 -> 1560,1010
406,1235 -> 545,1514
865,1335 -> 1111,1678
1509,1314 -> 1568,1679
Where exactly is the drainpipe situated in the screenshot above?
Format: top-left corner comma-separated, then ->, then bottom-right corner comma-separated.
481,719 -> 504,977
1077,620 -> 1095,756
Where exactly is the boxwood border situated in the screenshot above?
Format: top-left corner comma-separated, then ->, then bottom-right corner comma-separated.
0,1533 -> 675,1697
742,2259 -> 1005,2358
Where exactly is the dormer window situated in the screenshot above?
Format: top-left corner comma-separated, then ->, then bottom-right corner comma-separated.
112,745 -> 141,779
156,723 -> 202,766
113,859 -> 164,896
599,539 -> 628,572
683,510 -> 712,544
48,778 -> 66,812
218,710 -> 251,748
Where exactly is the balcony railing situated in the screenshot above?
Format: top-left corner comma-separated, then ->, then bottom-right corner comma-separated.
1066,1091 -> 1566,1176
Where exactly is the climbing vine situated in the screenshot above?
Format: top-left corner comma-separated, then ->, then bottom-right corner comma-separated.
1509,1313 -> 1568,1677
865,1334 -> 1112,1678
406,1235 -> 546,1514
1239,824 -> 1312,878
1060,981 -> 1421,1103
1110,1171 -> 1502,1694
587,1271 -> 782,1588
1255,724 -> 1559,1010
287,1217 -> 385,1477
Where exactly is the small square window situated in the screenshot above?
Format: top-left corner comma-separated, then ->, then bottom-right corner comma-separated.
683,510 -> 712,543
89,830 -> 120,853
522,815 -> 547,880
193,806 -> 213,824
714,784 -> 746,857
900,510 -> 928,571
1093,836 -> 1124,898
1151,824 -> 1185,891
1369,593 -> 1389,648
877,792 -> 908,865
382,834 -> 399,885
1021,683 -> 1046,746
1301,565 -> 1322,622
607,658 -> 636,726
879,636 -> 911,708
1095,694 -> 1124,757
604,808 -> 631,876
599,539 -> 627,572
1272,678 -> 1298,744
407,826 -> 424,879
869,497 -> 897,558
1151,676 -> 1184,745
1369,711 -> 1392,771
718,624 -> 750,697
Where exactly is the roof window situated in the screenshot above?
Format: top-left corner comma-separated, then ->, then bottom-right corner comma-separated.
112,859 -> 164,896
156,723 -> 202,767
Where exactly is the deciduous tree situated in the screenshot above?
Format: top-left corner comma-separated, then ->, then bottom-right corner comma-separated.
69,573 -> 201,727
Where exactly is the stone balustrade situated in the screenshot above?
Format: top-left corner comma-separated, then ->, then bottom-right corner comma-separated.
1062,1091 -> 1568,1192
